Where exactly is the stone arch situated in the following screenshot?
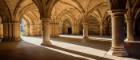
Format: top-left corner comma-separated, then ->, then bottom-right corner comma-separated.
32,0 -> 58,18
0,0 -> 11,16
62,19 -> 72,34
87,15 -> 100,35
13,0 -> 42,36
21,16 -> 31,36
56,8 -> 76,23
20,11 -> 41,36
57,8 -> 77,35
60,14 -> 73,34
0,0 -> 11,23
134,9 -> 140,36
15,3 -> 38,23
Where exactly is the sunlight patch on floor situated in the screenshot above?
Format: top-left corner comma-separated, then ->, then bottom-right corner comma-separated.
89,37 -> 112,41
52,40 -> 107,57
43,46 -> 95,60
21,36 -> 138,60
21,36 -> 96,60
21,36 -> 107,58
59,35 -> 83,39
59,35 -> 112,41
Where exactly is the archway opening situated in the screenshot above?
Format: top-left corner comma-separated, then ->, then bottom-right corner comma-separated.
20,16 -> 31,36
62,19 -> 72,34
20,17 -> 26,36
19,9 -> 41,37
87,15 -> 100,35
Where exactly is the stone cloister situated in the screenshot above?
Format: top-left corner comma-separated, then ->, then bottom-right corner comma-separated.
0,0 -> 140,60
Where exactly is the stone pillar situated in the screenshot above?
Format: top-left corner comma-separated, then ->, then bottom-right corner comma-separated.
72,24 -> 79,35
24,24 -> 30,36
29,24 -> 41,36
107,10 -> 128,56
29,24 -> 33,36
126,17 -> 134,41
41,18 -> 52,46
32,24 -> 36,36
0,24 -> 3,38
12,22 -> 20,41
100,24 -> 103,36
0,17 -> 3,38
51,22 -> 59,37
2,22 -> 20,42
83,23 -> 88,39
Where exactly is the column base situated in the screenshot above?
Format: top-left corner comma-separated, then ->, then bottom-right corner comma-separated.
107,46 -> 128,56
82,37 -> 89,43
41,41 -> 52,46
83,36 -> 88,39
125,38 -> 135,42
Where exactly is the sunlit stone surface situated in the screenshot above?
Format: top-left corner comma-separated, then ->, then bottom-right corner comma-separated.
0,0 -> 140,60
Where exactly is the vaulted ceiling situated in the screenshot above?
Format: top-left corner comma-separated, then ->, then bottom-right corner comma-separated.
0,0 -> 139,23
52,0 -> 109,24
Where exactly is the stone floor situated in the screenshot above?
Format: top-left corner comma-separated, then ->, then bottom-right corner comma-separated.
0,35 -> 139,60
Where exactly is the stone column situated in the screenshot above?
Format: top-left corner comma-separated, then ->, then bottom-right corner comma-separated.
41,18 -> 52,46
30,24 -> 40,36
2,22 -> 20,42
0,17 -> 3,38
126,17 -> 134,41
24,24 -> 30,36
83,22 -> 88,39
107,10 -> 128,56
12,22 -> 20,41
0,24 -> 3,38
51,22 -> 59,37
100,23 -> 103,36
72,24 -> 79,35
29,24 -> 33,36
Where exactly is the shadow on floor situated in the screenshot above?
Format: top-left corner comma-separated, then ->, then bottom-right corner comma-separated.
21,35 -> 140,59
47,45 -> 113,60
52,37 -> 111,51
52,36 -> 140,59
0,41 -> 89,60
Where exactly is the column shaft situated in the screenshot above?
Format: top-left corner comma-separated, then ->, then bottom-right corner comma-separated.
83,23 -> 88,39
72,24 -> 79,35
41,18 -> 52,45
51,23 -> 59,37
126,17 -> 134,41
107,10 -> 128,56
2,22 -> 20,42
0,24 -> 3,38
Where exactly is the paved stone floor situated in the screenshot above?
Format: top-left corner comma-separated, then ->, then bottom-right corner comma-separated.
0,35 -> 139,60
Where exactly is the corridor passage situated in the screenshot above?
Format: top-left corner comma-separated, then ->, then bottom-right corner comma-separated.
0,35 -> 139,60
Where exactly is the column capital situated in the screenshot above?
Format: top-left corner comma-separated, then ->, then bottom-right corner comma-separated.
109,9 -> 126,16
82,22 -> 88,25
2,21 -> 20,24
11,22 -> 20,24
50,22 -> 59,24
126,17 -> 133,22
41,18 -> 51,21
